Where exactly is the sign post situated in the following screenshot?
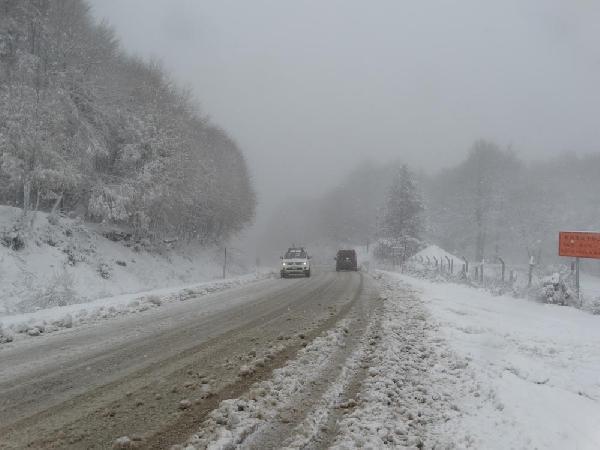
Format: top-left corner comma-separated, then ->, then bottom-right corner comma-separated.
558,231 -> 600,304
576,257 -> 580,305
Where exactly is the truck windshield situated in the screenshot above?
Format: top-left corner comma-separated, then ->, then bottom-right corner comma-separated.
285,249 -> 306,259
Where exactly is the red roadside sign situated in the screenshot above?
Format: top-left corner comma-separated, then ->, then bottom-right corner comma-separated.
559,231 -> 600,259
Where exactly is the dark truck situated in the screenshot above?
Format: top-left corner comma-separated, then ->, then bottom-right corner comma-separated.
335,249 -> 358,271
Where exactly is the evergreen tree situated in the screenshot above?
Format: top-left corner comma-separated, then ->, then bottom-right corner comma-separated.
380,164 -> 424,241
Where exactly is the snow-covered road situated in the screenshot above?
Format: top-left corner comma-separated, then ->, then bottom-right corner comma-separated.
3,268 -> 598,449
0,270 -> 378,448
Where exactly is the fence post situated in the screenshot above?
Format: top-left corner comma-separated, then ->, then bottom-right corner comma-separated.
445,256 -> 452,274
497,257 -> 505,282
461,256 -> 469,275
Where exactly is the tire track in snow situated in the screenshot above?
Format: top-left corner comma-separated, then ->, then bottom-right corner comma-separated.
178,273 -> 382,450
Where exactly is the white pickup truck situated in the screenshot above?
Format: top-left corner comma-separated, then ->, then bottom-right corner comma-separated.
280,247 -> 311,278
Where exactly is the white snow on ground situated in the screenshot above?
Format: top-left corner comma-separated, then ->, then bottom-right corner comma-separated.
0,273 -> 271,345
0,206 -> 247,315
581,272 -> 600,303
390,271 -> 600,449
330,275 -> 473,449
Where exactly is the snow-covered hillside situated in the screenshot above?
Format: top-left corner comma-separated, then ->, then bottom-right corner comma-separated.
0,206 -> 247,316
410,244 -> 461,264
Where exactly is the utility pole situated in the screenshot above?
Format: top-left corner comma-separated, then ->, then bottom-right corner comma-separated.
528,255 -> 535,287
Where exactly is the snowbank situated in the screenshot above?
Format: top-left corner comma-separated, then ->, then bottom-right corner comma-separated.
0,206 -> 248,315
0,273 -> 271,344
410,244 -> 461,264
389,272 -> 600,449
331,275 -> 472,449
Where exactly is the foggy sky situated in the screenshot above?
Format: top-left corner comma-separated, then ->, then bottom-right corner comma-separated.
89,0 -> 600,216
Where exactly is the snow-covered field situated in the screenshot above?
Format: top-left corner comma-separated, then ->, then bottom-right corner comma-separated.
390,272 -> 600,449
581,272 -> 600,304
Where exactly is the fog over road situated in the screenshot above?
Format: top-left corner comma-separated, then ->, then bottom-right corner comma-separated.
0,270 -> 380,449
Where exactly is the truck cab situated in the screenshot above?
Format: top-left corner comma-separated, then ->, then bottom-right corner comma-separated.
280,247 -> 311,278
335,249 -> 358,271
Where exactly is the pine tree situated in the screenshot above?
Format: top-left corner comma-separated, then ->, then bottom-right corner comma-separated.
380,165 -> 424,241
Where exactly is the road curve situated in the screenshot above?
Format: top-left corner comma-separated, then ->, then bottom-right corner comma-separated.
0,269 -> 379,449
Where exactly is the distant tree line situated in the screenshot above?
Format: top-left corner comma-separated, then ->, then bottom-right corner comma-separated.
263,140 -> 600,267
0,0 -> 255,243
427,141 -> 600,265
